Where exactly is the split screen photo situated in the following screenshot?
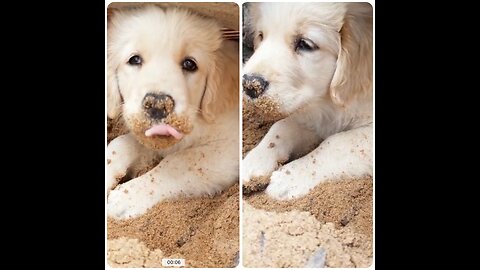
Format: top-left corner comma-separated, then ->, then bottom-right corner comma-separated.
106,1 -> 373,268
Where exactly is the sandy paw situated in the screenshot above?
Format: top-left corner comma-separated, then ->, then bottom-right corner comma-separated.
266,169 -> 312,200
241,160 -> 270,184
107,185 -> 141,219
241,152 -> 279,184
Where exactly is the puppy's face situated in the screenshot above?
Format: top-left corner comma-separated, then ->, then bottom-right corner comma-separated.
108,7 -> 223,149
243,3 -> 345,118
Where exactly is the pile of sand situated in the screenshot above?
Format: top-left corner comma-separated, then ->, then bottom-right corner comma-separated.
107,238 -> 164,268
106,117 -> 239,268
241,101 -> 373,267
243,203 -> 372,268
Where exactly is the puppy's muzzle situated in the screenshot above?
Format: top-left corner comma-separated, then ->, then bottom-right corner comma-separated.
142,93 -> 174,120
243,74 -> 269,99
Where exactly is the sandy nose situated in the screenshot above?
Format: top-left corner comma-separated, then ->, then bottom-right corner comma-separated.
243,74 -> 269,99
142,93 -> 175,120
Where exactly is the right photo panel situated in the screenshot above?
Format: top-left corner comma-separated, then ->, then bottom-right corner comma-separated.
241,2 -> 373,268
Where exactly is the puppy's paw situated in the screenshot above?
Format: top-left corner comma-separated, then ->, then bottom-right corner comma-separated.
107,186 -> 139,219
107,179 -> 158,219
106,171 -> 125,194
242,175 -> 271,194
242,149 -> 285,184
265,165 -> 316,200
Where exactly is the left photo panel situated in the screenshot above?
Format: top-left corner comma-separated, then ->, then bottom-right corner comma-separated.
106,2 -> 239,268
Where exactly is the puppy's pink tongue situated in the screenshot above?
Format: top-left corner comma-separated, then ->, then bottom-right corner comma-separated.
144,124 -> 183,139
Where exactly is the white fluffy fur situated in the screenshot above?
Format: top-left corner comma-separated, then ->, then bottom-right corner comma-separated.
107,6 -> 239,219
242,3 -> 373,200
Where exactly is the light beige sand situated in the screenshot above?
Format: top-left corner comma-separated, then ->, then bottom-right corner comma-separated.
107,237 -> 164,268
243,203 -> 372,268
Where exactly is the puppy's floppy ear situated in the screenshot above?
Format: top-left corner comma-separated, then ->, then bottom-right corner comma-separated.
107,8 -> 122,119
107,59 -> 122,119
201,41 -> 239,123
200,69 -> 219,123
330,3 -> 373,107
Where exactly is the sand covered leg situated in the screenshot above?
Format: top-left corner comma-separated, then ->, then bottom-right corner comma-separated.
266,124 -> 373,200
107,141 -> 238,219
107,133 -> 157,193
242,116 -> 319,184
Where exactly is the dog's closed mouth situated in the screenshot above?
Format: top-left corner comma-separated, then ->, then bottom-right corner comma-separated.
145,124 -> 183,139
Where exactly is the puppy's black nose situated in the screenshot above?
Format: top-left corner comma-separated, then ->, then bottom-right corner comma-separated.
243,74 -> 269,99
142,93 -> 174,120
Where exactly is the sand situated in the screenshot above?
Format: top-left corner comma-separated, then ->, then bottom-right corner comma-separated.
243,203 -> 372,268
242,100 -> 275,157
107,184 -> 239,268
241,100 -> 373,268
245,178 -> 373,238
107,116 -> 127,144
107,237 -> 164,268
106,117 -> 239,268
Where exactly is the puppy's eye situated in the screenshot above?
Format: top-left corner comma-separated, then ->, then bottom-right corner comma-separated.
128,55 -> 142,66
182,58 -> 198,72
295,38 -> 318,52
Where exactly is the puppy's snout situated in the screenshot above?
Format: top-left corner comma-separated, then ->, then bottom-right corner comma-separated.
243,74 -> 269,99
142,93 -> 174,120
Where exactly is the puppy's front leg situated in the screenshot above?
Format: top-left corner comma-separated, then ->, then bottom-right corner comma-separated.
266,124 -> 373,200
242,116 -> 320,183
107,133 -> 157,193
107,141 -> 238,219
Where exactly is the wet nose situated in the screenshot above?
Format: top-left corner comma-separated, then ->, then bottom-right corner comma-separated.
243,74 -> 269,99
142,93 -> 174,120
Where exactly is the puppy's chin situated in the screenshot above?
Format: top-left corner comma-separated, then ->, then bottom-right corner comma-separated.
243,95 -> 288,123
125,113 -> 193,150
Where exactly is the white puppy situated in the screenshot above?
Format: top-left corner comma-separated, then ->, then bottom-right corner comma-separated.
242,3 -> 372,200
107,6 -> 239,219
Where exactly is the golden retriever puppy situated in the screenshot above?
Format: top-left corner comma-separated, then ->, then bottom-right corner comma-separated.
242,3 -> 372,200
107,6 -> 238,219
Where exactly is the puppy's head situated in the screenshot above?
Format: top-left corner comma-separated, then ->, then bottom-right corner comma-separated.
243,3 -> 372,119
108,6 -> 236,149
